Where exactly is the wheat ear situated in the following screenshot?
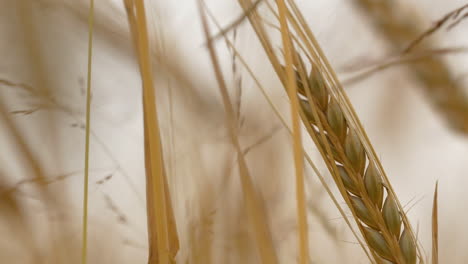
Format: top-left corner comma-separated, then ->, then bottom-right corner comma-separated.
293,61 -> 416,264
234,0 -> 420,262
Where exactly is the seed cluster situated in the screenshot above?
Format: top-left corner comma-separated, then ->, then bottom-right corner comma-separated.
292,64 -> 416,264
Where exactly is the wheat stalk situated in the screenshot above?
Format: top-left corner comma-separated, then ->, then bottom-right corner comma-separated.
124,0 -> 179,263
276,0 -> 309,262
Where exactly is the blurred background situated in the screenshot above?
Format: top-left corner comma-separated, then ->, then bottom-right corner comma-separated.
1,0 -> 468,263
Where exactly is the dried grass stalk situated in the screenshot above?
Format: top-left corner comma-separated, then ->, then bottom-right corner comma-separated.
353,0 -> 468,134
124,0 -> 179,263
81,0 -> 94,263
432,182 -> 439,264
276,0 -> 309,262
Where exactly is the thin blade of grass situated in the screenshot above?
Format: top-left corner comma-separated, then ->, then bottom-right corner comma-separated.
432,182 -> 439,264
352,0 -> 468,134
341,47 -> 468,86
404,3 -> 468,52
275,1 -> 309,263
207,0 -> 264,43
81,1 -> 94,264
125,0 -> 179,263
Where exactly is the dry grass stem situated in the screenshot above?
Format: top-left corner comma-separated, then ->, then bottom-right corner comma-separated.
80,1 -> 94,263
208,0 -> 264,43
342,47 -> 468,86
124,0 -> 179,263
432,182 -> 439,264
276,1 -> 309,263
404,4 -> 468,52
353,0 -> 468,134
